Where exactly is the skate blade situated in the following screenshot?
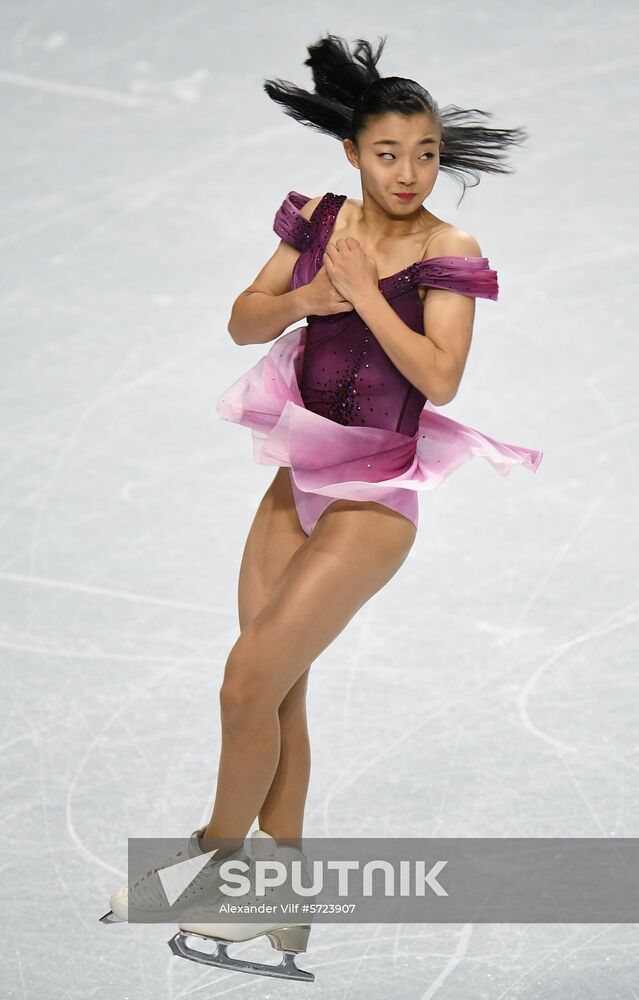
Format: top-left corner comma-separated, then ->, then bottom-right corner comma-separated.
168,930 -> 315,983
99,910 -> 125,924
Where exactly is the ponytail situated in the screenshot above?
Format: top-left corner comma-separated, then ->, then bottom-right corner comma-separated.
263,33 -> 528,205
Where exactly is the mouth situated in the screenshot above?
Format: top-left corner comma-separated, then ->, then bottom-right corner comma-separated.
394,193 -> 416,201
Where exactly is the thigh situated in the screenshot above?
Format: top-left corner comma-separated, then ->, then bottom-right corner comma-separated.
237,466 -> 308,632
225,501 -> 417,706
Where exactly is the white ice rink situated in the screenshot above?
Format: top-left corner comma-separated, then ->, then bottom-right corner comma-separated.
1,2 -> 638,997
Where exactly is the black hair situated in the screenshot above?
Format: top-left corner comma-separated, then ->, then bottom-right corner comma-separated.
263,33 -> 528,206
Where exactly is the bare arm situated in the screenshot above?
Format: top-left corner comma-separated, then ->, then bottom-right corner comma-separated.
350,230 -> 482,406
227,196 -> 324,345
228,286 -> 311,346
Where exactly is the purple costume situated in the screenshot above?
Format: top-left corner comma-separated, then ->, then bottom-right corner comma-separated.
217,191 -> 543,535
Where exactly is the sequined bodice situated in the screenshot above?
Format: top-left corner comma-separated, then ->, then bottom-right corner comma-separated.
273,191 -> 499,436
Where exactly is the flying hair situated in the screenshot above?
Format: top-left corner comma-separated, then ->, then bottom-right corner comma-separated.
263,33 -> 528,206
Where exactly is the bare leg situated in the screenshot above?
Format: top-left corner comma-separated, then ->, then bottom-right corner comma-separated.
201,476 -> 417,852
202,469 -> 309,852
257,667 -> 311,846
239,472 -> 312,845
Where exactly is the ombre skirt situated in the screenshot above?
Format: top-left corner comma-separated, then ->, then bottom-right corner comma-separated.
216,325 -> 543,535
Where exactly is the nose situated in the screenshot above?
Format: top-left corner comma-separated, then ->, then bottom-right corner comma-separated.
396,166 -> 416,184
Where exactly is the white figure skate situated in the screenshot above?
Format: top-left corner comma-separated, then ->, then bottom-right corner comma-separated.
168,829 -> 315,983
99,826 -> 250,924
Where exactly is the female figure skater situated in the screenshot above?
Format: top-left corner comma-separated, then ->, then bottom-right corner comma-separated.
100,33 -> 542,983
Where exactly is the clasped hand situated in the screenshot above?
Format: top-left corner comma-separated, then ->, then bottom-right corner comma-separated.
323,238 -> 379,306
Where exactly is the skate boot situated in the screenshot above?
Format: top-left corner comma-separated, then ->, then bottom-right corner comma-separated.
168,829 -> 316,982
99,826 -> 250,924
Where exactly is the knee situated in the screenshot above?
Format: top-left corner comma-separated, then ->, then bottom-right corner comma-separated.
219,648 -> 273,726
219,677 -> 264,725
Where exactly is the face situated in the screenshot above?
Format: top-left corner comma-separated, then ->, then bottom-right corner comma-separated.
343,111 -> 443,211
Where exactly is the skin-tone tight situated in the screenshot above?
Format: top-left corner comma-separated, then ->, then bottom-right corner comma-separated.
200,467 -> 417,856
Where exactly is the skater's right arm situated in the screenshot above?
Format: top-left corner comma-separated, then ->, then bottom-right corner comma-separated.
227,262 -> 309,346
227,195 -> 354,345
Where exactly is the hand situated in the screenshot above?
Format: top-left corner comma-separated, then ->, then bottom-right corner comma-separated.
302,263 -> 356,317
322,238 -> 379,306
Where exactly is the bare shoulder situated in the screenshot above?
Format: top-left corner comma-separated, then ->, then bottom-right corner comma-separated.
427,226 -> 483,259
297,194 -> 325,223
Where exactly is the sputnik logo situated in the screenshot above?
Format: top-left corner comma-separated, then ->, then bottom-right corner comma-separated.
156,848 -> 219,906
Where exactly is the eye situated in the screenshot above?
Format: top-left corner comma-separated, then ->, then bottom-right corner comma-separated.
377,152 -> 434,160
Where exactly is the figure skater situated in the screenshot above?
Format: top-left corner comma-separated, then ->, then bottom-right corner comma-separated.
100,32 -> 543,983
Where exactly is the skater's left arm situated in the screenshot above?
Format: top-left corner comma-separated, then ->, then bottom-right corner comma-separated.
349,230 -> 481,406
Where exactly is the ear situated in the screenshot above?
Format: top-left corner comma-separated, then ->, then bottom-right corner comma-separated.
343,138 -> 359,168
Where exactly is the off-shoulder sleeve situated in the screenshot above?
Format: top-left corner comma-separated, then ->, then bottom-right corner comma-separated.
273,191 -> 314,252
415,256 -> 499,300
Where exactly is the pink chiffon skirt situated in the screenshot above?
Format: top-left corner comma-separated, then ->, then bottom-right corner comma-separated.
216,325 -> 543,535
